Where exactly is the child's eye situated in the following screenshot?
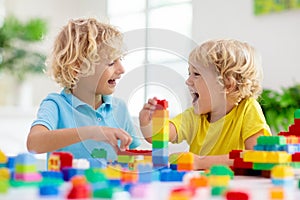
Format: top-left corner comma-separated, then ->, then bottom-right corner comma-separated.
194,72 -> 200,76
108,61 -> 115,66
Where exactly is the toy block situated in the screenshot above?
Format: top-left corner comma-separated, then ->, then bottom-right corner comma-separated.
152,132 -> 169,142
294,109 -> 300,119
253,163 -> 277,170
266,151 -> 291,163
6,156 -> 15,169
41,171 -> 63,180
233,158 -> 253,169
0,180 -> 9,193
169,186 -> 195,200
156,99 -> 168,110
14,172 -> 42,182
243,151 -> 267,163
152,140 -> 168,148
15,153 -> 36,164
209,165 -> 234,178
85,168 -> 107,183
282,144 -> 299,154
39,185 -> 59,196
121,170 -> 138,183
257,136 -> 286,146
91,148 -> 107,159
67,176 -> 91,199
189,176 -> 208,188
152,148 -> 168,157
271,165 -> 294,179
211,186 -> 227,196
292,152 -> 300,162
101,165 -> 122,179
285,136 -> 299,144
87,158 -> 107,168
48,155 -> 60,171
72,158 -> 90,169
177,163 -> 193,171
0,150 -> 7,164
271,178 -> 294,186
152,109 -> 169,118
61,167 -> 85,181
117,149 -> 152,156
160,169 -> 186,182
152,118 -> 169,133
15,164 -> 37,173
229,150 -> 243,159
152,156 -> 168,165
269,186 -> 284,199
178,152 -> 194,164
169,153 -> 179,164
117,155 -> 134,163
52,152 -> 73,170
208,175 -> 231,187
224,190 -> 250,200
93,187 -> 122,198
0,168 -> 10,180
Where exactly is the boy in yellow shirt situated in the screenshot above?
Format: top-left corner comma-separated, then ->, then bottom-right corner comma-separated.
139,39 -> 271,170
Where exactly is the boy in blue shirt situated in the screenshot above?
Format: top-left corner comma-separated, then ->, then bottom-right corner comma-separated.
27,18 -> 140,160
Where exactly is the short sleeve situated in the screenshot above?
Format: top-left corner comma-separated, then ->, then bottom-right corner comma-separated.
169,107 -> 198,145
242,99 -> 272,141
31,99 -> 59,130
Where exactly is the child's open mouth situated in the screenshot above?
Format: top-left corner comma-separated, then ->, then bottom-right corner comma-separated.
108,79 -> 116,85
192,92 -> 199,103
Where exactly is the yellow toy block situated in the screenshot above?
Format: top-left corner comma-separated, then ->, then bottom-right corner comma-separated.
48,155 -> 60,171
152,132 -> 169,142
178,152 -> 194,164
152,118 -> 169,133
101,165 -> 122,179
243,151 -> 267,163
269,187 -> 284,199
0,150 -> 7,163
285,136 -> 299,144
0,168 -> 10,180
271,165 -> 294,179
208,175 -> 231,186
266,152 -> 291,163
152,110 -> 169,118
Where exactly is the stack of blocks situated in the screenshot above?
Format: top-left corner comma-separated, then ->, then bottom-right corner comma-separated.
152,99 -> 169,169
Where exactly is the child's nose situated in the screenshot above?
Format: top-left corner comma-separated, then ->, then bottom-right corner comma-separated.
116,62 -> 125,74
185,77 -> 192,86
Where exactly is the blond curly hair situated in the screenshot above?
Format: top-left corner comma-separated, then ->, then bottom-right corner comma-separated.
189,39 -> 263,104
47,18 -> 123,90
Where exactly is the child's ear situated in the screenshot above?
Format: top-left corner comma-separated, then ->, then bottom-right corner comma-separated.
224,77 -> 236,94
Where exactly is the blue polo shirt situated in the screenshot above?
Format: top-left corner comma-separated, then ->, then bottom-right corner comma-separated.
31,89 -> 140,161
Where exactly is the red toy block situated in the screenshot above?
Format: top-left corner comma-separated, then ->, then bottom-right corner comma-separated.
292,152 -> 300,162
225,190 -> 250,200
156,99 -> 168,110
233,158 -> 253,169
117,149 -> 152,156
52,152 -> 73,170
229,150 -> 243,159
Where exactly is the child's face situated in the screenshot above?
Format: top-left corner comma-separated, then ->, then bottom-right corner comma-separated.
76,58 -> 125,96
186,64 -> 226,115
95,58 -> 125,95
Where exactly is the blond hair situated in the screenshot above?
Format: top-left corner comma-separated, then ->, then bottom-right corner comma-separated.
189,39 -> 263,104
47,18 -> 123,90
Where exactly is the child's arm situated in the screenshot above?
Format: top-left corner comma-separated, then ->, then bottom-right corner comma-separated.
245,130 -> 264,149
139,98 -> 178,143
27,125 -> 132,154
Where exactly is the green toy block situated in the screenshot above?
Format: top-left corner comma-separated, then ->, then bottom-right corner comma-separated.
169,154 -> 178,164
152,132 -> 169,142
91,148 -> 107,159
117,155 -> 134,163
93,187 -> 122,198
211,186 -> 227,196
295,109 -> 300,119
253,163 -> 277,170
152,141 -> 168,148
0,180 -> 9,193
15,164 -> 37,173
257,136 -> 286,145
85,168 -> 107,183
208,165 -> 234,178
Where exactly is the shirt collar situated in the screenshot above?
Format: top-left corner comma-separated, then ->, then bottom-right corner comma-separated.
61,89 -> 112,109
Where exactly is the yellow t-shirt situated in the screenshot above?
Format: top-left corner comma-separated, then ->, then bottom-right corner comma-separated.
170,98 -> 272,156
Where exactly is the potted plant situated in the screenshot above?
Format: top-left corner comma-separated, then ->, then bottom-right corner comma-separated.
259,84 -> 300,134
0,15 -> 48,82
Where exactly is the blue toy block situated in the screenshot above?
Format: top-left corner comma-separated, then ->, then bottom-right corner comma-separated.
108,179 -> 122,187
253,145 -> 265,151
41,171 -> 63,180
282,144 -> 299,154
272,178 -> 294,186
137,163 -> 152,173
159,169 -> 186,182
152,148 -> 169,157
61,168 -> 85,181
170,164 -> 177,170
152,156 -> 168,165
39,185 -> 59,196
6,156 -> 16,169
14,153 -> 36,164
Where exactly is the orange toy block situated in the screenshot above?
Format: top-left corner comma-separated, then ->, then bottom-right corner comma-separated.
152,110 -> 169,118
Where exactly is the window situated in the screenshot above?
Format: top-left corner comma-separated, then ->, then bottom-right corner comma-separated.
108,0 -> 193,117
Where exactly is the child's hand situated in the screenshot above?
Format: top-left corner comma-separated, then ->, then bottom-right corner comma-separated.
92,126 -> 132,152
139,97 -> 157,127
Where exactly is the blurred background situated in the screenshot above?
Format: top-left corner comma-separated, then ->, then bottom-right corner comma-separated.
0,0 -> 300,157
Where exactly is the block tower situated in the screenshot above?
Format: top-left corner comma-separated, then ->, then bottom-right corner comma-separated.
152,99 -> 169,169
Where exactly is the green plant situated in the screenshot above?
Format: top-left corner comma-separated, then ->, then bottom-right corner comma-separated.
259,84 -> 300,133
0,15 -> 48,82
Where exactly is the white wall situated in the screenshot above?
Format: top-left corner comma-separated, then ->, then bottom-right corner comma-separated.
192,0 -> 300,90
